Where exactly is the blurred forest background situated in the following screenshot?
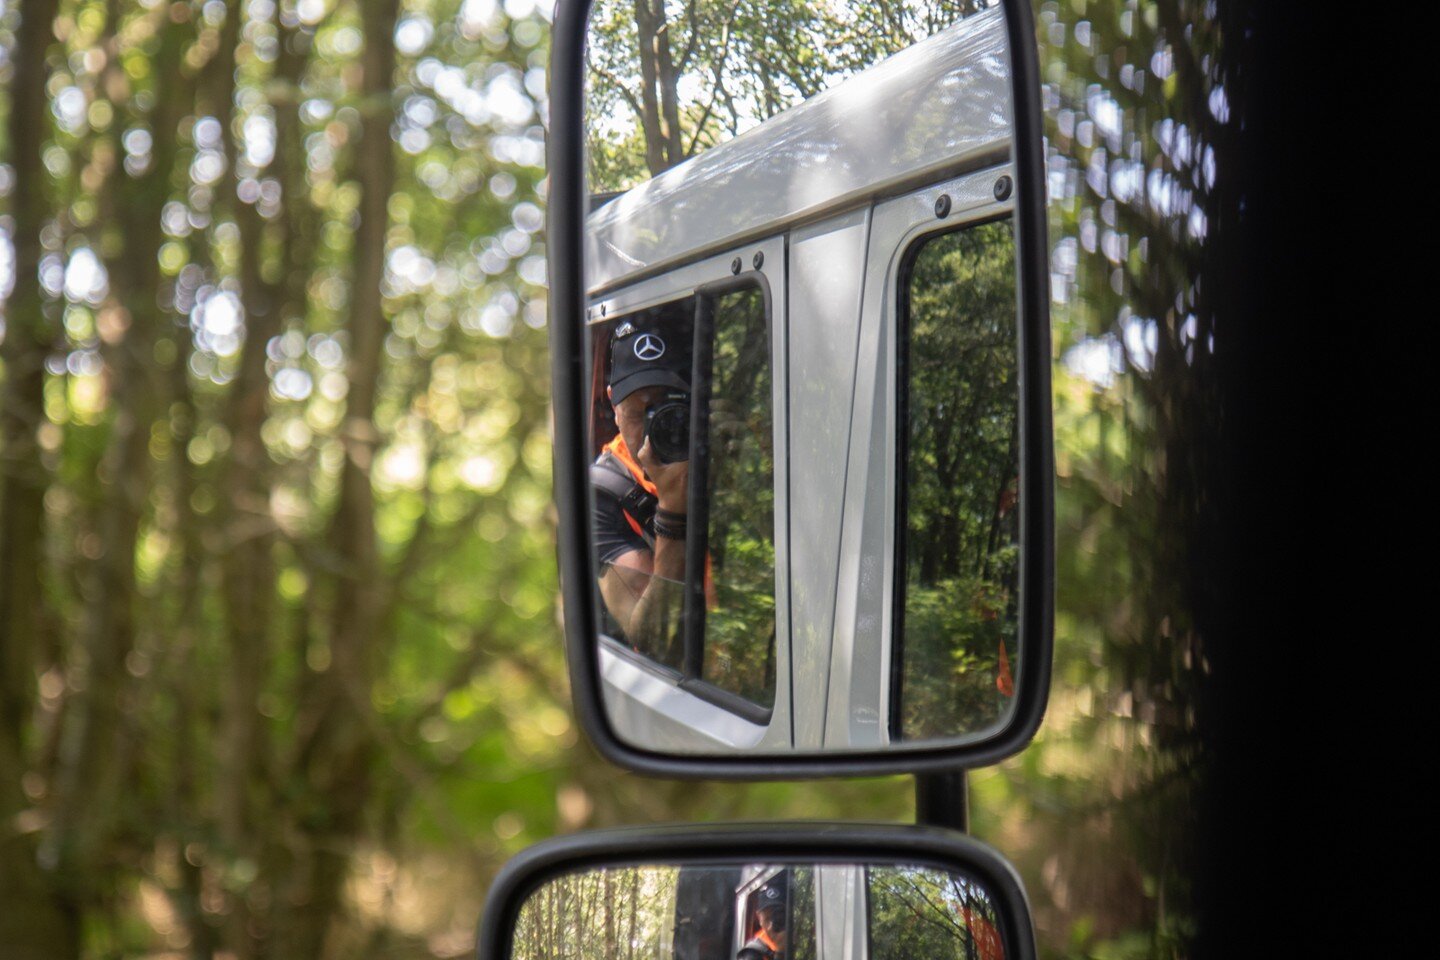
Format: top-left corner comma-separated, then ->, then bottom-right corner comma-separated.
0,0 -> 1223,955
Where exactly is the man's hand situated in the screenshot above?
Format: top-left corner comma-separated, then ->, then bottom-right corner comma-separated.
637,436 -> 690,513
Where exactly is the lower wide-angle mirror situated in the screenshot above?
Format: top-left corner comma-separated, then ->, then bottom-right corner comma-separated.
478,825 -> 1036,960
550,0 -> 1052,774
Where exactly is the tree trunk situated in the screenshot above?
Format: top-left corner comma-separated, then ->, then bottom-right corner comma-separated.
652,7 -> 685,165
274,0 -> 397,953
163,326 -> 219,960
206,5 -> 283,952
0,0 -> 77,949
634,0 -> 687,174
48,1 -> 193,932
626,869 -> 639,960
0,0 -> 59,746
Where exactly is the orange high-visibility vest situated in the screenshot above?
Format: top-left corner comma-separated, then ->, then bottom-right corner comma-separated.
601,434 -> 657,538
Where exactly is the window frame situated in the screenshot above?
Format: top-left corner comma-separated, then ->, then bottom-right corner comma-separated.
587,243 -> 788,733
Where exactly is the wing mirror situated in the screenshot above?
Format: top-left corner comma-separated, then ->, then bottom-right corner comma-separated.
548,0 -> 1052,775
479,824 -> 1037,960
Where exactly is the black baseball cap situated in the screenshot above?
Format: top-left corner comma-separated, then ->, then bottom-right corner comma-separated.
755,875 -> 788,912
754,880 -> 789,915
607,314 -> 691,404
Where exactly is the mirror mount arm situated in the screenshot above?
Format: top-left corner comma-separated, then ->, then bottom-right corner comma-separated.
915,771 -> 969,832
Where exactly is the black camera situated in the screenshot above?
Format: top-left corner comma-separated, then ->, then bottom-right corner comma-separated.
644,390 -> 691,464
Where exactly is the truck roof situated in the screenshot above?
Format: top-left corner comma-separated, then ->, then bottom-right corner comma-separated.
585,6 -> 1012,294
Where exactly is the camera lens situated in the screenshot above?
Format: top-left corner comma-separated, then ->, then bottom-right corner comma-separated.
645,397 -> 690,463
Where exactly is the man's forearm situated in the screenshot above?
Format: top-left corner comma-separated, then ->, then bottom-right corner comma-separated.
627,534 -> 687,662
649,529 -> 686,583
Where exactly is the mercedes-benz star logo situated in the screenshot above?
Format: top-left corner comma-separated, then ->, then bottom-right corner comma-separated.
633,333 -> 666,361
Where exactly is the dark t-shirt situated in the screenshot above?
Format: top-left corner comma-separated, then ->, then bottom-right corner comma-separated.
592,455 -> 652,565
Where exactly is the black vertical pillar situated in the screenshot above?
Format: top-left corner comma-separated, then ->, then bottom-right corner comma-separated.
914,771 -> 969,832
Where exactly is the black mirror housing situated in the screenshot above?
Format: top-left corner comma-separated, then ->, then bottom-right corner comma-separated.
547,0 -> 1054,777
477,823 -> 1039,960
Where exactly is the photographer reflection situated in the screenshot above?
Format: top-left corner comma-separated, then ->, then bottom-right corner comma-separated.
592,315 -> 693,663
737,875 -> 789,960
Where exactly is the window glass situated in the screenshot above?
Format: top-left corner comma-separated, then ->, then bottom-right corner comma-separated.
788,867 -> 816,960
737,866 -> 809,960
700,286 -> 776,707
674,865 -> 741,959
867,865 -> 1006,960
591,297 -> 696,675
896,218 -> 1020,741
589,281 -> 776,713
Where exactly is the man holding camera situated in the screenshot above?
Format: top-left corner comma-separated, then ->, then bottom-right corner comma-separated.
736,878 -> 789,960
592,315 -> 692,663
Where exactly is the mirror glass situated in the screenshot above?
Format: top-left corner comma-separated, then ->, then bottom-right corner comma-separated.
511,861 -> 1007,960
580,1 -> 1026,755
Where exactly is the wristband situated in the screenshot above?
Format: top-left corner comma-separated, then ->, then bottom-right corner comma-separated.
653,514 -> 688,540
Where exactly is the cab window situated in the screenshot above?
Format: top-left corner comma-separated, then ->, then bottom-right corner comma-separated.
894,217 -> 1020,741
699,284 -> 776,707
737,867 -> 811,960
590,281 -> 777,715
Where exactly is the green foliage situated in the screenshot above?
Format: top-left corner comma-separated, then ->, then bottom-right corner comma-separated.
0,0 -> 1231,955
0,5 -> 914,951
968,1 -> 1226,956
898,221 -> 1019,741
2,0 -> 566,954
703,286 -> 777,706
901,574 -> 1014,736
869,866 -> 1005,960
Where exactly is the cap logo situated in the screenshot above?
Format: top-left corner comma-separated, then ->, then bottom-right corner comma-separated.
633,333 -> 666,362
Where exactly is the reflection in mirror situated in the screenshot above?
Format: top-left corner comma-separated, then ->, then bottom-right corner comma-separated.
896,218 -> 1019,741
579,0 -> 1027,757
510,861 -> 1006,960
585,0 -> 1003,193
697,287 -> 776,706
590,282 -> 777,717
592,299 -> 696,670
